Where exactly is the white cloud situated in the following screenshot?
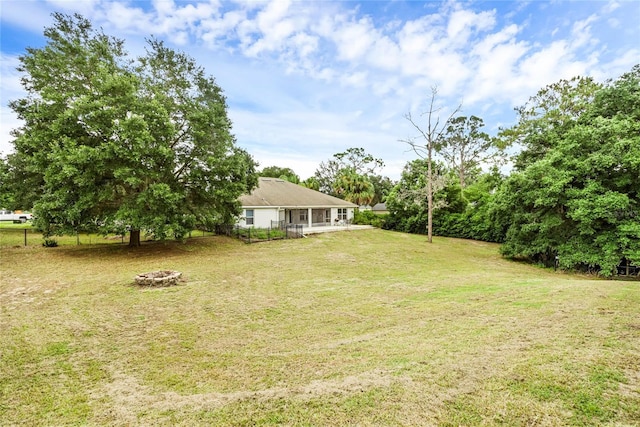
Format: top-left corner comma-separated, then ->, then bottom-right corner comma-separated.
242,0 -> 299,56
514,39 -> 599,101
602,0 -> 621,13
570,14 -> 598,49
1,0 -> 638,179
366,35 -> 400,71
447,8 -> 495,45
200,9 -> 246,48
47,0 -> 100,15
607,18 -> 620,29
290,32 -> 318,58
340,71 -> 368,88
471,23 -> 521,56
371,76 -> 401,97
331,17 -> 377,62
1,1 -> 53,32
397,16 -> 439,61
256,0 -> 292,31
465,25 -> 529,104
101,2 -> 153,33
591,48 -> 640,82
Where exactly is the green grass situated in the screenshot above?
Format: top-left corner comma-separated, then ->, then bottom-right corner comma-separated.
1,229 -> 638,425
0,224 -> 216,247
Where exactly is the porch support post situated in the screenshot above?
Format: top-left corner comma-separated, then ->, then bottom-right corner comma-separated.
307,208 -> 312,227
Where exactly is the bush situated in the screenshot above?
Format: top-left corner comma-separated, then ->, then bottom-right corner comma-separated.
42,238 -> 58,247
353,210 -> 386,228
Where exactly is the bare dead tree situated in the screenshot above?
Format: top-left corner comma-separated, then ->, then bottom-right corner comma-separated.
400,87 -> 461,243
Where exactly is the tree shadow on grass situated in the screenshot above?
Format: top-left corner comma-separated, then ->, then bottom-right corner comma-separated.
48,235 -> 243,262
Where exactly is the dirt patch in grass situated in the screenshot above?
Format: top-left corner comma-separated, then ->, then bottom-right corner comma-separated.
97,368 -> 403,418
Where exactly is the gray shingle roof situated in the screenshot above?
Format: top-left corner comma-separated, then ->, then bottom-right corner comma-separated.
240,178 -> 357,208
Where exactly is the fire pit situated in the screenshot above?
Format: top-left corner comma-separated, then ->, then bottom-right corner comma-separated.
135,270 -> 182,287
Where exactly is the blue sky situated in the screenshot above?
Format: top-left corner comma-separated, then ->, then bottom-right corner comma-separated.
1,0 -> 639,180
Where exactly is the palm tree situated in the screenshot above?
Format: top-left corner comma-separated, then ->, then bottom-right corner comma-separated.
334,168 -> 375,206
300,176 -> 320,191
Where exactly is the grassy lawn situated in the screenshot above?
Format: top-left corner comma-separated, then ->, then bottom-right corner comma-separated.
1,229 -> 638,425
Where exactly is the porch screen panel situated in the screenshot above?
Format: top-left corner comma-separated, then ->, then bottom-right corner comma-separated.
312,209 -> 326,226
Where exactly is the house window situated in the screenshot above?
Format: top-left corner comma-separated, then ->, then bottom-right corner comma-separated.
245,209 -> 254,225
299,210 -> 308,222
338,208 -> 347,221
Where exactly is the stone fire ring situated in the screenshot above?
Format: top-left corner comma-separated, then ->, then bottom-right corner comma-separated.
135,270 -> 182,287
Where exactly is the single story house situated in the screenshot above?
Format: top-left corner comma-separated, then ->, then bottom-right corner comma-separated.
371,203 -> 388,215
238,177 -> 357,228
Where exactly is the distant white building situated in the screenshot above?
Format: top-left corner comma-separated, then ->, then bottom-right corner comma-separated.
238,178 -> 357,228
371,203 -> 388,214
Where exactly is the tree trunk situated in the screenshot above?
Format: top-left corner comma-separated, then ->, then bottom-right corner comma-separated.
459,150 -> 465,189
129,229 -> 141,247
427,149 -> 433,243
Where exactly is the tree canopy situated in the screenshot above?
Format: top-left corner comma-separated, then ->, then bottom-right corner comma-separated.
440,115 -> 504,188
258,166 -> 300,184
0,157 -> 15,209
384,159 -> 452,234
333,168 -> 375,206
314,147 -> 384,196
494,66 -> 640,275
7,13 -> 257,246
499,76 -> 602,170
300,176 -> 320,191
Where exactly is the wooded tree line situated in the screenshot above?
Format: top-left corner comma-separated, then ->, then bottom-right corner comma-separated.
384,66 -> 639,276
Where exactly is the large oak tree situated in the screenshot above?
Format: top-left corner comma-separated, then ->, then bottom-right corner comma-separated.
7,13 -> 257,246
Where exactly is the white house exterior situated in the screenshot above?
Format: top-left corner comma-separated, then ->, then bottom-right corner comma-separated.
238,178 -> 357,228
